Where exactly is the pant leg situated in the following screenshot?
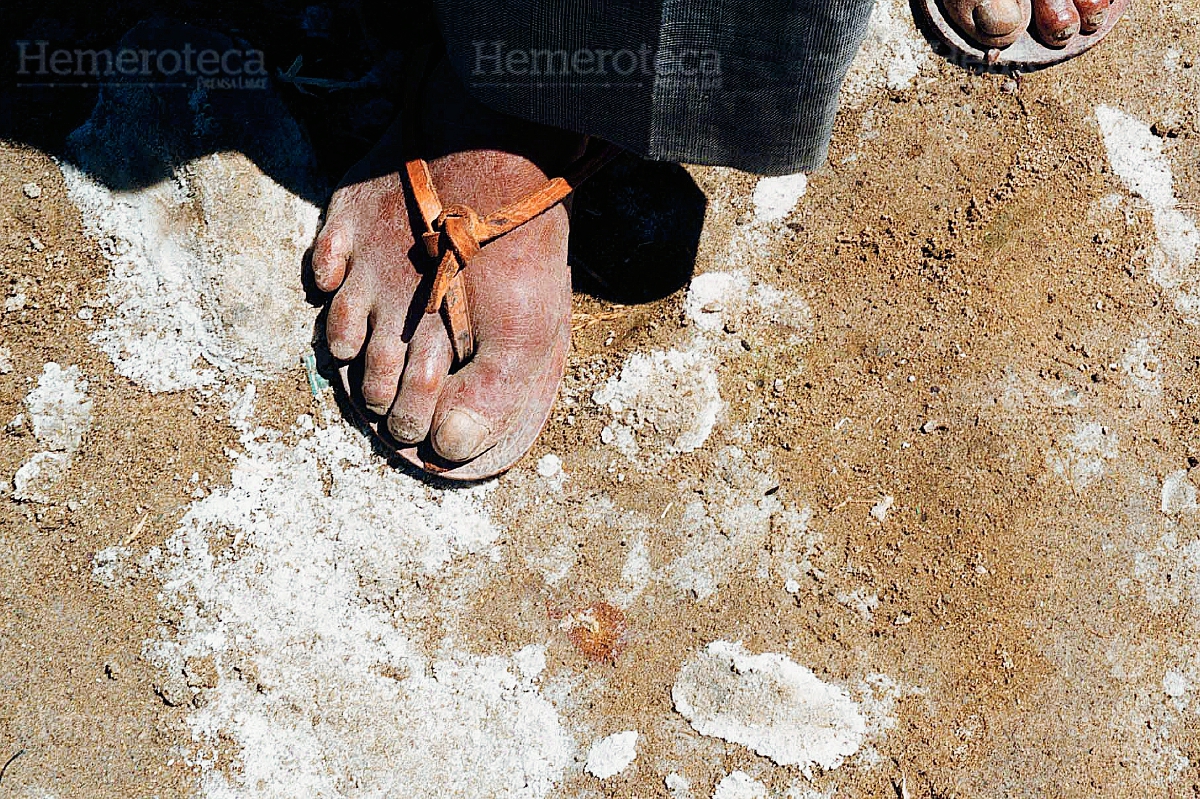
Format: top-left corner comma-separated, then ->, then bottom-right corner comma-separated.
432,0 -> 876,175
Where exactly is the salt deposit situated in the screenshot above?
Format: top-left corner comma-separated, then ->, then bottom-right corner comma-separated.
585,730 -> 638,779
1097,106 -> 1200,324
711,771 -> 768,799
592,348 -> 722,461
752,174 -> 808,224
12,363 -> 92,503
1046,421 -> 1118,491
672,641 -> 865,770
147,418 -> 572,798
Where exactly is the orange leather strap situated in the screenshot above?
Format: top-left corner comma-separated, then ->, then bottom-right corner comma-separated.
405,139 -> 622,364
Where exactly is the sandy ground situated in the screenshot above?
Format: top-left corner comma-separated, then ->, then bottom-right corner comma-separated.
2,1 -> 1200,797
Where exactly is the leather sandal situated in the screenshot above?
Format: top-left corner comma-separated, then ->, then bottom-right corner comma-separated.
917,0 -> 1129,69
336,135 -> 621,481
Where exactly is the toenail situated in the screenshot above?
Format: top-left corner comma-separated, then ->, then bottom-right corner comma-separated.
434,409 -> 492,462
365,399 -> 392,416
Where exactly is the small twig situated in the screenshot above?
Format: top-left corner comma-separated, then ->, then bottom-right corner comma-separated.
121,514 -> 149,547
570,309 -> 626,333
830,497 -> 875,512
891,759 -> 911,799
276,55 -> 384,93
569,257 -> 616,293
0,749 -> 25,786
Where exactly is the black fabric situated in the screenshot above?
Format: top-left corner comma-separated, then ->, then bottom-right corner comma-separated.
432,0 -> 876,175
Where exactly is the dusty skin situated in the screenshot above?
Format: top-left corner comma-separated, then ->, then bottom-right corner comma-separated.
2,1 -> 1200,798
316,58 -> 585,470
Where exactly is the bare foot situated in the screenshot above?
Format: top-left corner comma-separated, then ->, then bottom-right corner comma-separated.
312,59 -> 585,475
943,0 -> 1109,48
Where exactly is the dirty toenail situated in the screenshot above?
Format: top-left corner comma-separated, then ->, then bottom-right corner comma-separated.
434,409 -> 492,462
365,399 -> 392,417
388,413 -> 426,444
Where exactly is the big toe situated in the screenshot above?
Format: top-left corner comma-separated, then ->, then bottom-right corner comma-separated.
430,338 -> 560,464
947,0 -> 1028,47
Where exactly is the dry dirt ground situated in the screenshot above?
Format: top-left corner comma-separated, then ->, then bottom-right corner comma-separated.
2,1 -> 1200,797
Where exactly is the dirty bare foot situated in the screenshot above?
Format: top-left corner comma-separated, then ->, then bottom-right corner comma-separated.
943,0 -> 1109,48
312,59 -> 586,475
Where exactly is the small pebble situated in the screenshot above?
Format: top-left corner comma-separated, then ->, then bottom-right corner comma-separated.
920,420 -> 942,434
600,426 -> 615,445
893,612 -> 913,626
536,453 -> 563,478
870,495 -> 894,523
105,661 -> 121,680
22,182 -> 42,199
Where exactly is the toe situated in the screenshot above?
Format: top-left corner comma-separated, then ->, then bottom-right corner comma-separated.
326,276 -> 372,361
974,0 -> 1025,38
360,314 -> 409,415
430,340 -> 554,463
946,0 -> 1027,47
312,224 -> 352,292
1074,0 -> 1109,32
1034,0 -> 1080,42
388,312 -> 453,444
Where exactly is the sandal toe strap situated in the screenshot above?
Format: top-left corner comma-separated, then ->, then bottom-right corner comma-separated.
403,141 -> 622,365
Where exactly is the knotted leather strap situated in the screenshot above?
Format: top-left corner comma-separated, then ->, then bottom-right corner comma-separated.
405,140 -> 622,364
